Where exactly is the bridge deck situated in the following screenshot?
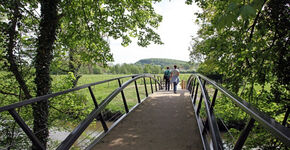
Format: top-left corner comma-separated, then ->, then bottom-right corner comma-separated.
91,90 -> 202,150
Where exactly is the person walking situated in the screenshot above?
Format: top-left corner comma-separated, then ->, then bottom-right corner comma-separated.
163,67 -> 171,91
171,65 -> 180,93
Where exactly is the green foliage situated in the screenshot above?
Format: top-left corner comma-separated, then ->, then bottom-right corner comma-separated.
1,0 -> 164,147
189,0 -> 289,148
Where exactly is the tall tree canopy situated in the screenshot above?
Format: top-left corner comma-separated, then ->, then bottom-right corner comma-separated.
187,0 -> 289,148
0,0 -> 163,148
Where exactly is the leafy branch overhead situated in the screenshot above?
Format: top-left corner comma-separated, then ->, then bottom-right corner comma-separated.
188,0 -> 289,148
58,0 -> 163,65
0,0 -> 163,149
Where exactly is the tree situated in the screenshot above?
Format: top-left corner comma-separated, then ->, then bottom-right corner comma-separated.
1,0 -> 163,148
188,0 -> 289,148
143,64 -> 152,73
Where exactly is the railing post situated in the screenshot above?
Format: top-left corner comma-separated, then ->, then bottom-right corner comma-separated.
150,77 -> 153,94
193,83 -> 199,105
143,77 -> 148,97
187,75 -> 193,89
157,76 -> 160,90
88,86 -> 108,132
154,75 -> 157,92
132,76 -> 141,103
159,76 -> 162,90
210,89 -> 218,111
118,79 -> 129,113
191,78 -> 196,99
234,118 -> 256,150
282,107 -> 289,126
196,80 -> 206,114
8,109 -> 45,150
196,92 -> 203,115
187,78 -> 192,91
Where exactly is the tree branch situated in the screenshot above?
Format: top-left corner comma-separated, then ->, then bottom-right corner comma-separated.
6,0 -> 32,100
0,89 -> 19,96
248,0 -> 267,43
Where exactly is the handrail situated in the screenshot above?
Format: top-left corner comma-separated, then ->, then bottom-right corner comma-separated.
187,73 -> 290,150
0,74 -> 162,150
57,74 -> 161,149
0,74 -> 137,112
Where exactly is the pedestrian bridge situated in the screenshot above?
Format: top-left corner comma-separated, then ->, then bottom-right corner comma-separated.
0,74 -> 289,150
90,90 -> 202,150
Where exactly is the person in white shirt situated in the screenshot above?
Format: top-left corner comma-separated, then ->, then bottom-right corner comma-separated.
170,65 -> 180,93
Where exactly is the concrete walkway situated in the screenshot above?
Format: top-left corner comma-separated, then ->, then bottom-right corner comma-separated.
91,90 -> 202,150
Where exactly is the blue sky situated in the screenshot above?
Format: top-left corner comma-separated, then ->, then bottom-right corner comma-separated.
109,0 -> 201,64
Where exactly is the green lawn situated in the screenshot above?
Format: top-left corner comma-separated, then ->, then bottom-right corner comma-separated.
51,74 -> 161,114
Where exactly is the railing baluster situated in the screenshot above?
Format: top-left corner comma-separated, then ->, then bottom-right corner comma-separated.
196,79 -> 206,114
88,86 -> 108,132
193,83 -> 199,105
210,89 -> 218,111
196,92 -> 203,115
282,107 -> 289,126
234,118 -> 256,150
133,76 -> 141,103
200,78 -> 223,150
150,78 -> 153,93
188,79 -> 192,92
187,75 -> 193,89
202,89 -> 219,136
191,78 -> 196,99
118,79 -> 129,113
8,109 -> 45,150
154,75 -> 157,92
143,77 -> 148,97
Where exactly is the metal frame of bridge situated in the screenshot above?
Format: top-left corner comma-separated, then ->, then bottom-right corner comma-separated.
0,74 -> 163,150
0,73 -> 289,149
187,73 -> 290,150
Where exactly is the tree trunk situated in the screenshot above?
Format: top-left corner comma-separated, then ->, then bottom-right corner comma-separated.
88,64 -> 93,74
33,0 -> 59,149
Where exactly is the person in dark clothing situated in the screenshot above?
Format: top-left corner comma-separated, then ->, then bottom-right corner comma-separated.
163,67 -> 171,91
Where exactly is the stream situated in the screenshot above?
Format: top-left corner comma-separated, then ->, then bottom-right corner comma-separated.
49,121 -> 112,149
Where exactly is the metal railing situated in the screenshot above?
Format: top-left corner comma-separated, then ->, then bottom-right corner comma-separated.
186,73 -> 290,150
0,74 -> 163,150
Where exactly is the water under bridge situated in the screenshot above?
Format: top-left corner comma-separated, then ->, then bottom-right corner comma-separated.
0,74 -> 289,150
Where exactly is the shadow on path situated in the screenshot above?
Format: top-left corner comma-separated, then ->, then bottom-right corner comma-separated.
91,90 -> 202,150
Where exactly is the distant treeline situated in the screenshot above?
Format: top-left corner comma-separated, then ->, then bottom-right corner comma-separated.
51,58 -> 199,75
51,63 -> 164,75
135,58 -> 198,70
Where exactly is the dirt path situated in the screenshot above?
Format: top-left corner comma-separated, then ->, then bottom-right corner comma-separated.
91,90 -> 202,150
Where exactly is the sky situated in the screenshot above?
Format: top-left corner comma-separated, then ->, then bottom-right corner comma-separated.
109,0 -> 201,64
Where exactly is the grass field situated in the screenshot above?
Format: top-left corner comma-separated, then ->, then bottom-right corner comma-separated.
51,73 -> 192,114
52,74 -> 165,114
